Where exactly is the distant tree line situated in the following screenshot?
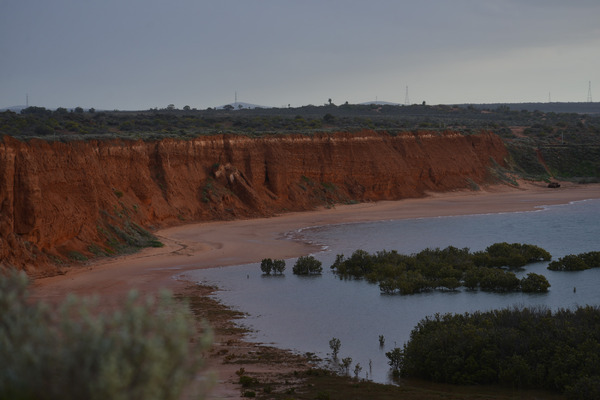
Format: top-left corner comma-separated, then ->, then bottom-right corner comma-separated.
391,305 -> 600,399
330,243 -> 552,294
2,104 -> 598,145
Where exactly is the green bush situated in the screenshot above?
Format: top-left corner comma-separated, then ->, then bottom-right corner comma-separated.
260,258 -> 286,275
260,258 -> 273,275
293,255 -> 323,275
0,270 -> 212,400
520,272 -> 551,293
239,375 -> 258,387
399,306 -> 600,396
331,243 -> 551,295
548,252 -> 600,271
272,259 -> 286,274
478,242 -> 551,268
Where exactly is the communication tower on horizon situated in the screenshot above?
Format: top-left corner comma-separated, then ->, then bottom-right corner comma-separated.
26,93 -> 29,108
587,81 -> 593,102
404,86 -> 410,106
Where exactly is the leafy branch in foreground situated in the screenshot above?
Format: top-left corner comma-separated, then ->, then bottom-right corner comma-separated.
0,270 -> 212,400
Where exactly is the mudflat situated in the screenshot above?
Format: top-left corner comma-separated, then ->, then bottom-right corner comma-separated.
30,181 -> 600,398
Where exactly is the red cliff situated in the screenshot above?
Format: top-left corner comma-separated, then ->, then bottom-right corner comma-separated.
0,130 -> 507,275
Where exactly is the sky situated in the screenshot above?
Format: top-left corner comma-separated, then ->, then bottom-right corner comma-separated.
1,0 -> 599,110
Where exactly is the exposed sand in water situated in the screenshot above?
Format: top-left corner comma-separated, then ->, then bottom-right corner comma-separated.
30,181 -> 600,399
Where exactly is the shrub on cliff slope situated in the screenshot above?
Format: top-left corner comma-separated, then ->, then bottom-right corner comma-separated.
0,270 -> 212,400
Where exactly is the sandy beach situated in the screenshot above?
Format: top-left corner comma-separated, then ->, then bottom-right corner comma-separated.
30,181 -> 600,398
31,181 -> 600,301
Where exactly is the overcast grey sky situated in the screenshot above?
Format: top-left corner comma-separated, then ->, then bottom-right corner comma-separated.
1,0 -> 599,110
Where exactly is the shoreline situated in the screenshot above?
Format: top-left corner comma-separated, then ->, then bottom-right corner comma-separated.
32,181 -> 600,295
30,181 -> 600,399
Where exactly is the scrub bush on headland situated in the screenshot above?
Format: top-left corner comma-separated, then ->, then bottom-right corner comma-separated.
392,306 -> 600,399
0,270 -> 212,400
330,243 -> 551,294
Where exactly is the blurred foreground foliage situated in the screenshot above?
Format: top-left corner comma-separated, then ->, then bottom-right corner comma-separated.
0,270 -> 212,400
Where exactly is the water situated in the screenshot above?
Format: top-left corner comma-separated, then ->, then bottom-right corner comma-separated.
179,199 -> 600,384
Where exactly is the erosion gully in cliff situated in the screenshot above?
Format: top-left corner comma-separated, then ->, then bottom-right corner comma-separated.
0,130 -> 507,275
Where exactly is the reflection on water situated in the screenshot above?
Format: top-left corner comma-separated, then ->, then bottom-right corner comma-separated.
180,199 -> 600,384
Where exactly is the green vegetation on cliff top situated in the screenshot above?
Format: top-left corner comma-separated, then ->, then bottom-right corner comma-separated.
2,103 -> 599,180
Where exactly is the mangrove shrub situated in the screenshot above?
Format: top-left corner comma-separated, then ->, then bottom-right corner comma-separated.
396,306 -> 600,398
293,255 -> 323,275
548,251 -> 600,271
330,243 -> 552,295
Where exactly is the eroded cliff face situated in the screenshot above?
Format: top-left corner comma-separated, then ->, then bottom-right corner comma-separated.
0,130 -> 507,275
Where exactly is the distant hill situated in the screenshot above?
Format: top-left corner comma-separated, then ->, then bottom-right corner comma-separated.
359,100 -> 401,106
0,105 -> 27,113
216,102 -> 270,110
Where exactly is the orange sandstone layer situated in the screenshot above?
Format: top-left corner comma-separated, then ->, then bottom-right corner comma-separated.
0,130 -> 507,275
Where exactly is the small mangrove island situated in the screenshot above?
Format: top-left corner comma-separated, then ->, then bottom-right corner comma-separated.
547,251 -> 600,271
330,242 -> 552,294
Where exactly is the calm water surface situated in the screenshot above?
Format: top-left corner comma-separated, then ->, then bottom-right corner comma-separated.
180,199 -> 600,384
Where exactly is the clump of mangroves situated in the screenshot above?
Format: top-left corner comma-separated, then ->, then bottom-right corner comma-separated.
330,242 -> 552,294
